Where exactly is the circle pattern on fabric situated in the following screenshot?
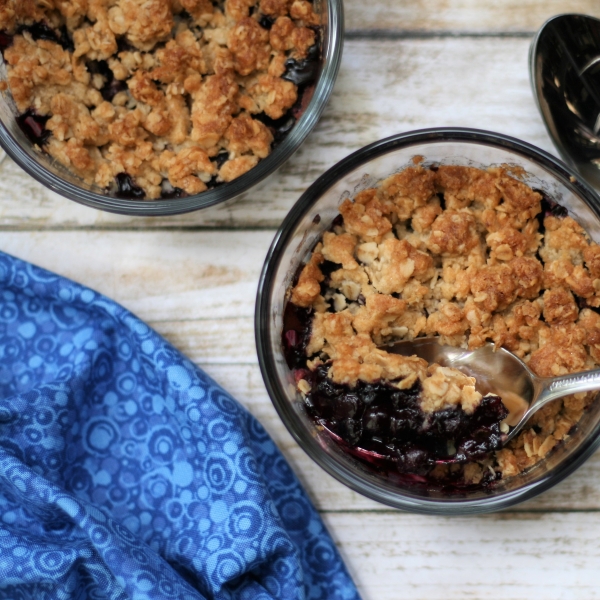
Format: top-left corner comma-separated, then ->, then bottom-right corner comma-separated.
0,252 -> 360,600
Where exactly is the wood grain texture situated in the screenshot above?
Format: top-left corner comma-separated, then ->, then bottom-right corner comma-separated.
343,0 -> 600,34
325,512 -> 600,600
0,230 -> 271,320
0,37 -> 552,229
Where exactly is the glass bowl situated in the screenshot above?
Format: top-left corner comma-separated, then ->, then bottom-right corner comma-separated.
0,0 -> 343,216
255,128 -> 600,515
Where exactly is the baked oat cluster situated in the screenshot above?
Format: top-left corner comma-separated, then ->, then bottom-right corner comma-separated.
0,0 -> 319,198
285,162 -> 600,485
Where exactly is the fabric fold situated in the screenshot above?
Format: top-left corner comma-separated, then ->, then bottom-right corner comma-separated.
0,251 -> 360,600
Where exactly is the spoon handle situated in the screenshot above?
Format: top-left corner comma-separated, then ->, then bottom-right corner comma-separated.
535,368 -> 600,408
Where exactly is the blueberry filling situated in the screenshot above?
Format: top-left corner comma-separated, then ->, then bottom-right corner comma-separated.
87,60 -> 127,102
294,363 -> 508,476
16,110 -> 50,145
255,39 -> 321,146
16,22 -> 73,52
283,302 -> 313,369
538,189 -> 568,220
282,229 -> 510,485
116,37 -> 134,53
331,214 -> 344,228
114,173 -> 146,199
283,42 -> 320,87
254,112 -> 296,145
3,6 -> 322,199
259,15 -> 276,30
200,152 -> 231,190
206,176 -> 226,191
214,152 -> 230,169
160,181 -> 188,199
0,31 -> 13,52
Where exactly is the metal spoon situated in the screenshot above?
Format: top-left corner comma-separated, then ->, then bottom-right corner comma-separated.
388,337 -> 600,443
530,14 -> 600,192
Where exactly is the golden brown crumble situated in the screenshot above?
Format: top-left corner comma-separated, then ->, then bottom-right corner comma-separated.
289,163 -> 600,483
0,0 -> 319,198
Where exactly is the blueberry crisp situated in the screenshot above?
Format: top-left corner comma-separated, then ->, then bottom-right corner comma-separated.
283,162 -> 600,486
0,0 -> 320,199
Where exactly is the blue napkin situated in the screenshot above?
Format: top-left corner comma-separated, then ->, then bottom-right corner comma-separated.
0,251 -> 360,600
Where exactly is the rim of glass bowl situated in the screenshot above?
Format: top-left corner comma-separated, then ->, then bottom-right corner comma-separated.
0,0 -> 344,216
255,127 -> 600,515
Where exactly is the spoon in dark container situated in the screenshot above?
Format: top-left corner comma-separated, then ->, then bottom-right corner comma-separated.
530,13 -> 600,192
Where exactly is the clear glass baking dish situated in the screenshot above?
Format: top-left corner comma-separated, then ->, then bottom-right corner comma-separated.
255,128 -> 600,515
0,0 -> 343,216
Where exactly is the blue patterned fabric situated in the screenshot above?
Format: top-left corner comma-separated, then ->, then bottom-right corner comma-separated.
0,251 -> 360,600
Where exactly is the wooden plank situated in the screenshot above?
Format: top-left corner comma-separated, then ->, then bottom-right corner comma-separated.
0,230 -> 272,321
0,37 -> 552,229
154,318 -> 256,364
324,512 -> 600,600
343,0 -> 600,34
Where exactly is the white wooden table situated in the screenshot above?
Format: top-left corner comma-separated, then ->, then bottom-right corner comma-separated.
3,2 -> 600,597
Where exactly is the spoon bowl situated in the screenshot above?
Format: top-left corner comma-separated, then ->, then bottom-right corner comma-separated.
387,338 -> 600,445
530,14 -> 600,192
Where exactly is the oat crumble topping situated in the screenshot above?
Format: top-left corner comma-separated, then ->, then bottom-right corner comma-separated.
285,163 -> 600,485
0,0 -> 320,199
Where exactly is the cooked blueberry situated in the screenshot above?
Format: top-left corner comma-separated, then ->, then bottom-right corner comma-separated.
470,395 -> 508,428
429,407 -> 468,437
114,173 -> 146,199
338,418 -> 362,445
58,25 -> 74,52
331,214 -> 344,228
316,376 -> 343,399
259,15 -> 275,29
160,181 -> 188,199
455,428 -> 502,462
363,407 -> 390,436
102,79 -> 127,101
319,260 -> 339,278
282,303 -> 312,369
0,31 -> 13,52
18,22 -> 59,44
332,394 -> 359,420
539,189 -> 568,219
395,446 -> 434,475
363,384 -> 386,406
17,110 -> 51,145
390,408 -> 421,436
282,44 -> 320,87
117,37 -> 134,53
253,112 -> 296,143
206,175 -> 226,190
214,152 -> 229,169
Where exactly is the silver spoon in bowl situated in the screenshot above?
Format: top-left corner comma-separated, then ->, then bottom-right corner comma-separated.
388,337 -> 600,444
530,13 -> 600,192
